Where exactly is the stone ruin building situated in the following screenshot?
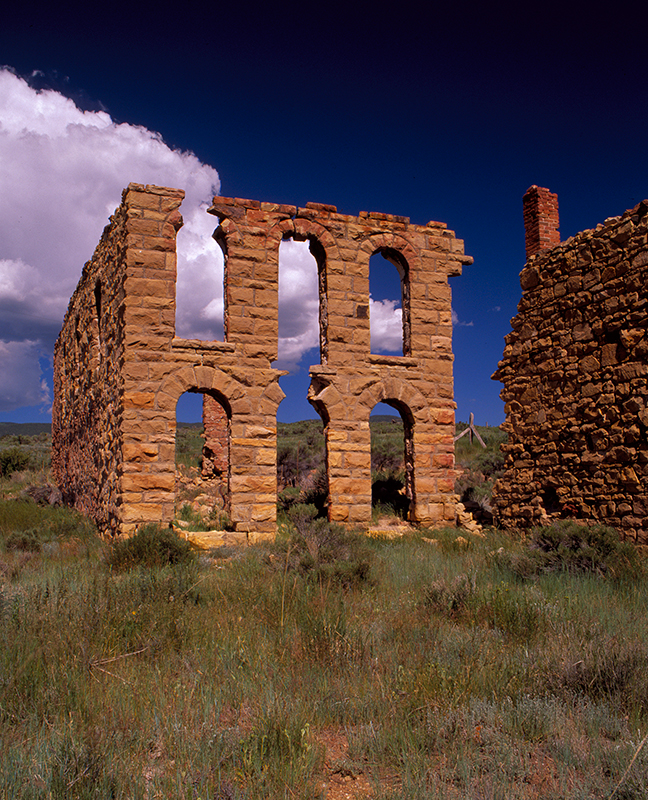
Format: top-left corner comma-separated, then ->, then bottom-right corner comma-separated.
52,183 -> 472,538
493,186 -> 648,542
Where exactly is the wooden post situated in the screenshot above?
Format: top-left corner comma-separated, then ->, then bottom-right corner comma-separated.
453,412 -> 486,448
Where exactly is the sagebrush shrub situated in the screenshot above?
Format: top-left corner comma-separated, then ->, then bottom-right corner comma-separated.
497,520 -> 643,580
5,528 -> 41,552
280,505 -> 374,588
0,447 -> 30,477
106,524 -> 195,571
424,573 -> 475,614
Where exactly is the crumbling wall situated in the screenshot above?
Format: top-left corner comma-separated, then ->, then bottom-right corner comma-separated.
53,184 -> 472,536
52,199 -> 131,533
493,187 -> 648,542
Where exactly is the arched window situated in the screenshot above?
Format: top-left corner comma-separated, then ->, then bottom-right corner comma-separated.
369,248 -> 411,356
274,236 -> 323,419
175,205 -> 225,341
276,236 -> 321,370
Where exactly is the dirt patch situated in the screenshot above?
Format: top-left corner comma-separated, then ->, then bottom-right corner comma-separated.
314,728 -> 399,799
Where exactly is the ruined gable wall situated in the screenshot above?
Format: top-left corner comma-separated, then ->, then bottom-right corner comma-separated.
493,192 -> 648,541
208,197 -> 473,527
52,199 -> 130,534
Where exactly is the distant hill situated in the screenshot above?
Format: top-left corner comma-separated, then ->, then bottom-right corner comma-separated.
0,422 -> 51,438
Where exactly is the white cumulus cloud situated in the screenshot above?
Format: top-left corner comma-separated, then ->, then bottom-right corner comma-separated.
274,239 -> 320,371
0,67 -> 406,413
0,67 -> 221,412
370,298 -> 403,353
452,309 -> 474,327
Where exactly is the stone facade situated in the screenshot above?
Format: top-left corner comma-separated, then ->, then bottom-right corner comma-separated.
53,183 -> 472,537
493,188 -> 648,542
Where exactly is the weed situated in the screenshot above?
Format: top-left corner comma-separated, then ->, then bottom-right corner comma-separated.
236,708 -> 324,797
283,505 -> 374,589
106,524 -> 195,571
479,581 -> 547,640
548,637 -> 648,715
424,573 -> 475,615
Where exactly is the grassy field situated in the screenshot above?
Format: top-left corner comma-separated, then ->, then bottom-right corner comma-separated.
2,423 -> 646,798
1,488 -> 647,798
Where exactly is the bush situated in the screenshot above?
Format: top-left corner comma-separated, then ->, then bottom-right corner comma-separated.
301,466 -> 328,516
282,504 -> 374,589
424,573 -> 475,615
106,524 -> 195,571
497,521 -> 643,580
0,447 -> 30,477
5,528 -> 41,553
277,486 -> 301,512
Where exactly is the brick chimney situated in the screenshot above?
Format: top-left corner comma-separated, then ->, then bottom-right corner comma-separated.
523,185 -> 560,259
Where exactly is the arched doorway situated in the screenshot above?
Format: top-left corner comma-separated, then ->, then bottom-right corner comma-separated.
174,389 -> 230,529
370,400 -> 415,520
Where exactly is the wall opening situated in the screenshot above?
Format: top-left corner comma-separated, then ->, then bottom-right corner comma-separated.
541,486 -> 562,516
275,236 -> 328,516
370,249 -> 410,356
277,237 -> 321,370
370,400 -> 414,519
94,280 -> 102,324
175,390 -> 230,530
275,236 -> 321,452
175,205 -> 225,341
277,416 -> 327,517
91,280 -> 102,364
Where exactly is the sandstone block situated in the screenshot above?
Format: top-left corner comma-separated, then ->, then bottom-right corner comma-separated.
122,442 -> 158,462
120,503 -> 164,523
121,473 -> 176,492
123,391 -> 155,409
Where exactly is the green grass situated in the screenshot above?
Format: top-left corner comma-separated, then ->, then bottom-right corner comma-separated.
0,432 -> 51,479
277,419 -> 326,490
454,422 -> 507,511
175,423 -> 204,470
1,499 -> 647,798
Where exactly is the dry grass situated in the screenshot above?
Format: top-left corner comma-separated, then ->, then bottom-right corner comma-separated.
1,495 -> 647,798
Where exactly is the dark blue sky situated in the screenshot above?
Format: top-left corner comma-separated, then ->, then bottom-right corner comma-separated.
2,1 -> 647,425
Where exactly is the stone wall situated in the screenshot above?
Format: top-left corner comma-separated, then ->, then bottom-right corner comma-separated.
493,188 -> 648,542
52,195 -> 135,533
53,184 -> 472,537
202,395 -> 228,476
